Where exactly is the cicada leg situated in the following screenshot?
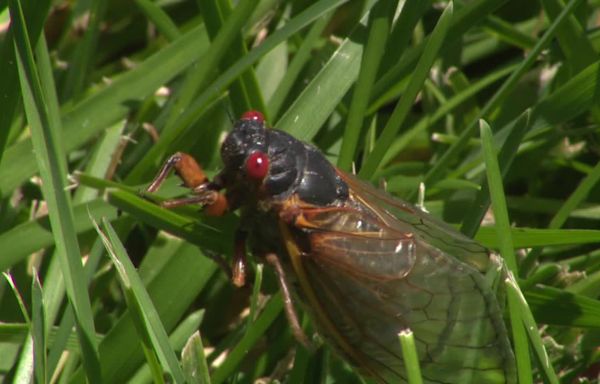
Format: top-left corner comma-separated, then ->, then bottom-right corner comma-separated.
145,152 -> 228,216
147,152 -> 208,192
265,253 -> 313,351
146,152 -> 236,277
157,189 -> 228,217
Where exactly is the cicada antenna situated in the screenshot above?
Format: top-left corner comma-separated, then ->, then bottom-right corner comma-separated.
220,104 -> 235,124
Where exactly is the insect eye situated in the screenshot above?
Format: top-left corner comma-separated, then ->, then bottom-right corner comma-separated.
245,151 -> 269,180
241,110 -> 265,123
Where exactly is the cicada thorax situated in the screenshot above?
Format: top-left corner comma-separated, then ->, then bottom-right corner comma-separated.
220,117 -> 349,207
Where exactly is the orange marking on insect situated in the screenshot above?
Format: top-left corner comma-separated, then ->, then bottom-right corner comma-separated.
204,193 -> 228,217
174,152 -> 208,188
278,220 -> 380,379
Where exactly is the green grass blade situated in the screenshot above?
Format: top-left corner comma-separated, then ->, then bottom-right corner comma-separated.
60,0 -> 107,100
548,161 -> 600,230
45,236 -> 110,378
162,0 -> 259,131
31,271 -> 47,384
95,217 -> 186,383
249,264 -> 264,324
0,0 -> 50,164
525,285 -> 600,327
379,0 -> 431,76
398,330 -> 423,384
482,16 -> 537,50
540,0 -> 596,71
274,1 -> 365,140
149,0 -> 348,148
370,0 -> 506,111
521,159 -> 600,276
132,310 -> 206,382
337,0 -> 395,171
378,63 -> 517,167
461,110 -> 531,237
69,239 -> 218,383
0,29 -> 20,164
13,337 -> 34,383
359,2 -> 453,179
134,0 -> 181,41
475,227 -> 600,248
4,272 -> 32,382
423,0 -> 586,189
199,0 -> 266,116
210,294 -> 283,384
181,331 -> 212,384
106,188 -> 235,254
0,23 -> 210,197
507,277 -> 560,384
480,120 -> 531,384
0,199 -> 118,272
532,60 -> 600,127
9,1 -> 101,381
267,14 -> 331,120
3,272 -> 30,324
567,268 -> 600,298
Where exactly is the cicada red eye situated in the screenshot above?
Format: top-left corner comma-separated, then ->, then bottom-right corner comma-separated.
245,151 -> 269,180
241,110 -> 265,122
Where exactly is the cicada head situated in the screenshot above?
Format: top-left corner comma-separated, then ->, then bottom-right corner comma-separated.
218,111 -> 274,201
218,111 -> 348,207
220,111 -> 269,178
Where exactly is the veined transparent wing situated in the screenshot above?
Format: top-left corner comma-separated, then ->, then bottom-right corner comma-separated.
280,171 -> 516,384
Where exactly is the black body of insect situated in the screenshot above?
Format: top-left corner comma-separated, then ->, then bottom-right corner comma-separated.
147,111 -> 516,384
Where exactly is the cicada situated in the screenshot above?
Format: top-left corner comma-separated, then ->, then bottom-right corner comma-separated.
146,111 -> 517,384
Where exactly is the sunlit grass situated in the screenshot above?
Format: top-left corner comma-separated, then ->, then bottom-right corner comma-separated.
2,1 -> 600,383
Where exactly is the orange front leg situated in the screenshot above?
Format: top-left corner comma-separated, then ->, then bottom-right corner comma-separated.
145,152 -> 228,216
147,152 -> 208,192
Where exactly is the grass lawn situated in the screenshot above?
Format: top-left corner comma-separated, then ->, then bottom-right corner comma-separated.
1,0 -> 600,383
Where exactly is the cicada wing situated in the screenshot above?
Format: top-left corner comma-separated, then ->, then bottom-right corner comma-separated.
283,173 -> 516,384
338,171 -> 494,273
